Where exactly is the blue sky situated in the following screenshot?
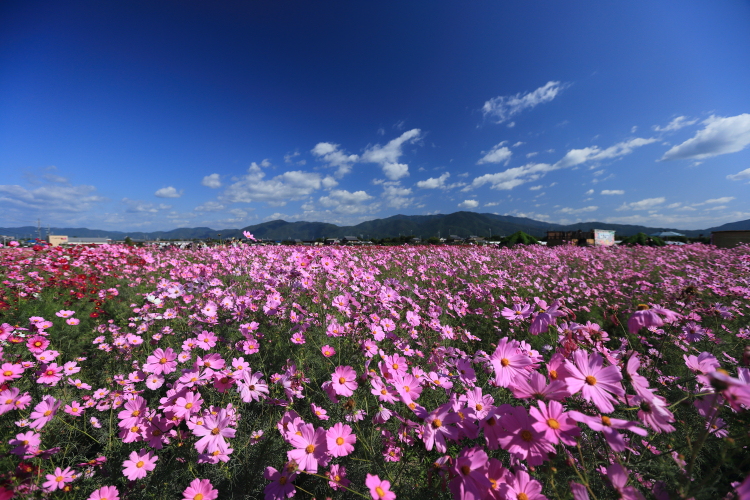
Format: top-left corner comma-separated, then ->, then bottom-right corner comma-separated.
1,1 -> 749,231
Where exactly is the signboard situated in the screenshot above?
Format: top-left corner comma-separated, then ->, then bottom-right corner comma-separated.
594,229 -> 615,247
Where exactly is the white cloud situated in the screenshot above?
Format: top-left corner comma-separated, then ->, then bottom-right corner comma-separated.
382,184 -> 414,209
702,197 -> 735,205
361,129 -> 422,180
416,172 -> 449,189
465,136 -> 657,192
311,142 -> 359,178
482,81 -> 569,124
727,167 -> 750,181
512,141 -> 525,147
284,151 -> 306,166
0,182 -> 105,214
477,143 -> 513,165
195,201 -> 226,212
321,176 -> 339,189
529,185 -> 543,191
653,116 -> 698,132
585,189 -> 594,195
526,152 -> 538,158
458,199 -> 479,209
122,198 -> 171,214
661,114 -> 750,161
319,189 -> 375,214
616,197 -> 666,211
601,189 -> 625,195
202,174 -> 222,189
222,162 -> 324,206
155,186 -> 183,198
558,206 -> 598,214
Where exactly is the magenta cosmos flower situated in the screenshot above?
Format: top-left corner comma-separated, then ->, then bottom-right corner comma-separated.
122,449 -> 158,480
564,350 -> 624,413
326,422 -> 356,457
29,396 -> 60,430
144,347 -> 178,375
365,474 -> 397,500
499,469 -> 548,500
264,464 -> 298,500
182,478 -> 218,500
330,365 -> 358,397
88,486 -> 119,500
627,304 -> 679,334
449,446 -> 492,500
489,337 -> 532,388
192,409 -> 236,454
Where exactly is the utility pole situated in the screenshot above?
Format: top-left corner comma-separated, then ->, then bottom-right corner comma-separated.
37,219 -> 42,240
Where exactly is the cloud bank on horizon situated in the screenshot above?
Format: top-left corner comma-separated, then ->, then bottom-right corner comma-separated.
1,1 -> 749,231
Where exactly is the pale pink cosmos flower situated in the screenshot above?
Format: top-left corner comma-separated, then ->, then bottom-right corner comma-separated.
122,449 -> 158,480
88,486 -> 119,500
237,370 -> 269,402
321,345 -> 336,357
327,463 -> 351,491
606,464 -> 646,500
568,411 -> 648,452
43,466 -> 76,492
627,304 -> 679,334
633,394 -> 675,433
421,401 -> 461,453
287,422 -> 328,472
26,335 -> 49,354
310,403 -> 329,420
29,396 -> 60,429
564,350 -> 624,413
144,348 -> 178,375
326,422 -> 356,457
56,310 -> 76,318
9,431 -> 41,457
192,408 -> 236,454
36,363 -> 64,386
489,337 -> 532,388
64,400 -> 85,417
511,371 -> 570,401
501,303 -> 533,321
330,366 -> 358,397
366,473 -> 397,500
66,318 -> 81,325
182,478 -> 219,500
499,469 -> 548,500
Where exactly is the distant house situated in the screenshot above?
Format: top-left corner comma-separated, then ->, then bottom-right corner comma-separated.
342,236 -> 360,244
409,237 -> 421,244
547,229 -> 615,247
447,234 -> 463,243
466,235 -> 485,244
48,235 -> 111,246
325,238 -> 340,245
711,231 -> 750,248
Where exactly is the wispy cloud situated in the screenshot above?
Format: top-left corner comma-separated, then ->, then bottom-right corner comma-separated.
601,189 -> 624,195
477,143 -> 512,165
361,129 -> 422,181
482,81 -> 569,124
661,114 -> 750,161
653,116 -> 698,132
616,197 -> 666,211
154,186 -> 183,198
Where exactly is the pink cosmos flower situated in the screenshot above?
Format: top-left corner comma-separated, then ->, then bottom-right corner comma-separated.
264,463 -> 298,500
67,318 -> 81,325
529,299 -> 565,335
182,478 -> 219,500
421,401 -> 461,453
88,486 -> 120,500
122,449 -> 158,480
326,422 -> 356,457
43,466 -> 75,492
64,400 -> 85,417
330,366 -> 358,397
29,396 -> 60,429
0,363 -> 23,383
321,345 -> 336,357
238,370 -> 269,402
489,337 -> 532,388
633,394 -> 675,433
511,371 -> 570,401
9,431 -> 41,457
501,303 -> 533,321
568,411 -> 647,452
327,463 -> 351,491
192,408 -> 236,454
366,473 -> 397,500
529,400 -> 580,446
287,423 -> 328,472
311,403 -> 329,420
497,405 -> 555,466
499,469 -> 548,500
26,335 -> 50,354
564,350 -> 624,413
627,305 -> 679,334
36,363 -> 64,386
145,348 -> 178,375
56,310 -> 75,318
449,446 -> 492,500
606,464 -> 646,500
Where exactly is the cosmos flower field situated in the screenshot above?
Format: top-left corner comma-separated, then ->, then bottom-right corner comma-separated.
0,242 -> 749,499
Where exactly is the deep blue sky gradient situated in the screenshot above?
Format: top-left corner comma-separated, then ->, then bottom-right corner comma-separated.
1,1 -> 749,230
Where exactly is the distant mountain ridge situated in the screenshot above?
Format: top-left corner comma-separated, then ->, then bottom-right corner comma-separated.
2,212 -> 748,241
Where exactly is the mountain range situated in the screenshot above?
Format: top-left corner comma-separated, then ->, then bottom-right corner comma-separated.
2,212 -> 748,241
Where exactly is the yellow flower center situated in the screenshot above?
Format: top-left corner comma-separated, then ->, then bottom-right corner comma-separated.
432,418 -> 442,428
305,444 -> 315,453
637,304 -> 650,310
195,495 -> 204,500
549,370 -> 558,380
56,476 -> 64,482
376,486 -> 386,497
547,418 -> 560,429
338,377 -> 346,384
211,427 -> 220,435
185,403 -> 193,409
500,358 -> 510,367
44,410 -> 52,416
460,465 -> 471,475
518,493 -> 529,500
136,461 -> 144,468
601,416 -> 611,426
159,357 -> 167,364
3,370 -> 12,376
336,437 -> 344,445
585,375 -> 597,385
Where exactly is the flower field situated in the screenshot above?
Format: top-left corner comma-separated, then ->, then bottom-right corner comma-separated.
0,242 -> 749,499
